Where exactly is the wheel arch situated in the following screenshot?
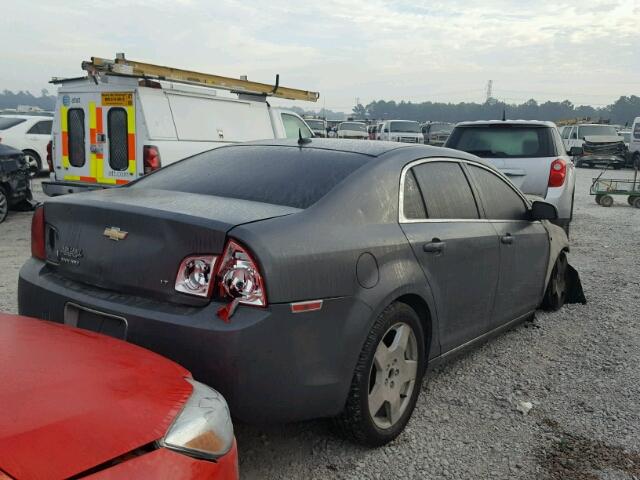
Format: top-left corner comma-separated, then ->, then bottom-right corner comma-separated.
395,293 -> 434,359
22,148 -> 41,161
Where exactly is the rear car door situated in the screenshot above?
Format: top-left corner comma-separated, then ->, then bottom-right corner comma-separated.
25,119 -> 53,160
399,159 -> 500,352
466,164 -> 549,329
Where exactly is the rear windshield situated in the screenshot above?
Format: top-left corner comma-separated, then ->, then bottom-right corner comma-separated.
446,125 -> 556,158
133,146 -> 369,209
390,121 -> 421,133
0,118 -> 26,130
339,122 -> 366,132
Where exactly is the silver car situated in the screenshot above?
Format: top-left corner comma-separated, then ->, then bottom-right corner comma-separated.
445,120 -> 575,233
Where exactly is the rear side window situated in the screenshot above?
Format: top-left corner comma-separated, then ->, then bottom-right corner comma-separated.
411,161 -> 479,219
133,146 -> 369,209
446,125 -> 556,158
67,109 -> 85,167
107,108 -> 129,171
27,120 -> 52,135
0,118 -> 26,130
281,114 -> 312,139
467,165 -> 528,220
403,169 -> 427,219
634,122 -> 640,140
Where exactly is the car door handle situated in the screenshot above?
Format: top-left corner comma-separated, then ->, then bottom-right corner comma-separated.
423,239 -> 446,253
501,234 -> 514,245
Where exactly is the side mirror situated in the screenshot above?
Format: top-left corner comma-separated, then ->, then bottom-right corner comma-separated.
569,146 -> 583,156
384,128 -> 389,133
530,201 -> 558,221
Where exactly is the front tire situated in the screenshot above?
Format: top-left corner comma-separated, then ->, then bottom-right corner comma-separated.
334,302 -> 425,446
542,252 -> 568,311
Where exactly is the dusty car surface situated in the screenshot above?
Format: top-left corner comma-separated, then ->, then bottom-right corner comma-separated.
18,139 -> 584,446
0,313 -> 238,480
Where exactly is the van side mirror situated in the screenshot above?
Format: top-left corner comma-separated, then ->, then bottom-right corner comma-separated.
530,201 -> 558,221
569,146 -> 583,156
384,128 -> 389,133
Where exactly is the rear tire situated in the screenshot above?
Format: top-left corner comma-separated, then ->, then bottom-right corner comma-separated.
0,187 -> 8,223
600,195 -> 614,207
334,302 -> 425,447
542,252 -> 568,311
595,194 -> 603,205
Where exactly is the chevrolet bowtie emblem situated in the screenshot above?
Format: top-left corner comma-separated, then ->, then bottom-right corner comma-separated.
103,227 -> 128,241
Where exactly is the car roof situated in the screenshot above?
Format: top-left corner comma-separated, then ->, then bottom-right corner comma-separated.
240,138 -> 420,157
455,119 -> 556,128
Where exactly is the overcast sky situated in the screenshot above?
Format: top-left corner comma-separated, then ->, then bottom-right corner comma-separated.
1,0 -> 638,111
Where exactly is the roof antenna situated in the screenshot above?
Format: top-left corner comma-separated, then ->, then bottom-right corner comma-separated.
502,109 -> 506,121
298,128 -> 311,146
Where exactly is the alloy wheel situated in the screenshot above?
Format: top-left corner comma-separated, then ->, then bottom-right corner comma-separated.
368,322 -> 418,429
23,153 -> 39,178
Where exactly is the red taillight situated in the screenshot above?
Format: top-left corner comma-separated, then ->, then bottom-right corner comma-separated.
31,206 -> 46,260
216,240 -> 267,321
143,145 -> 161,175
548,158 -> 566,188
46,141 -> 53,172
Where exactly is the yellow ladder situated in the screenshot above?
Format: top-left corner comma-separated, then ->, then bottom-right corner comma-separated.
82,53 -> 319,102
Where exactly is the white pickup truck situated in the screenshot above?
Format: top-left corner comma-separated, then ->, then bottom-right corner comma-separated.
43,55 -> 316,196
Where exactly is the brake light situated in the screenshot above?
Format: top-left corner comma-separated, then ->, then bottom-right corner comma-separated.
548,158 -> 566,187
31,206 -> 46,260
216,240 -> 267,322
46,141 -> 53,172
143,145 -> 161,175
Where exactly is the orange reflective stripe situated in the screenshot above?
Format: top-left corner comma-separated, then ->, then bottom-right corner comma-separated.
116,179 -> 129,185
80,176 -> 97,183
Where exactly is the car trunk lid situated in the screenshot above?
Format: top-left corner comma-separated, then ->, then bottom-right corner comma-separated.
43,188 -> 300,304
481,156 -> 553,196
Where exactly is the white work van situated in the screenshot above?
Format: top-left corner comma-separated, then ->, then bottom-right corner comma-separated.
630,117 -> 640,167
43,55 -> 316,196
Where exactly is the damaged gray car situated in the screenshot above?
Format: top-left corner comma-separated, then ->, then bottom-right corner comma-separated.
18,139 -> 585,446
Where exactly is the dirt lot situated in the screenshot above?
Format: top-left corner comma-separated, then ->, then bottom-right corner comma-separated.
1,168 -> 639,479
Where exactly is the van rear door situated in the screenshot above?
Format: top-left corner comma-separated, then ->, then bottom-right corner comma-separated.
97,91 -> 138,185
57,93 -> 92,183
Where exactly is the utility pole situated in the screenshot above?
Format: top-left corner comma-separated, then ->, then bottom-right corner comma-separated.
485,80 -> 493,103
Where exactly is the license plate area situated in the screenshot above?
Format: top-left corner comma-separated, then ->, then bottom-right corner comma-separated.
64,303 -> 128,340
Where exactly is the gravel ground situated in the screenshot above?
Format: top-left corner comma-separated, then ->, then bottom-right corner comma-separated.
1,169 -> 639,479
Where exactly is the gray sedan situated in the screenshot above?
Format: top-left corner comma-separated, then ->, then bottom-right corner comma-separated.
18,139 -> 584,446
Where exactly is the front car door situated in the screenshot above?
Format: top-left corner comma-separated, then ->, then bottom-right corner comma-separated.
465,163 -> 549,329
399,159 -> 500,352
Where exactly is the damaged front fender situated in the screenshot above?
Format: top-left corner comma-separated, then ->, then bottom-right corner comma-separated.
542,221 -> 586,305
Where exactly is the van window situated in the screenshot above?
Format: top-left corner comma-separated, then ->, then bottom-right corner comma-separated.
67,109 -> 85,167
27,120 -> 52,135
634,122 -> 640,140
108,108 -> 129,171
0,118 -> 26,130
281,114 -> 312,139
411,161 -> 479,219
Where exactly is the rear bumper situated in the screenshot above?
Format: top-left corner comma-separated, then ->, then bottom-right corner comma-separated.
42,180 -> 112,196
87,443 -> 238,480
18,258 -> 371,422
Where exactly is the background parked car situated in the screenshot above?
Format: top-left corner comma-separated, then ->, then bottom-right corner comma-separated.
19,138 -> 583,447
422,121 -> 454,146
629,116 -> 640,168
305,118 -> 327,137
0,313 -> 238,480
0,114 -> 52,176
445,120 -> 575,233
336,121 -> 368,139
378,120 -> 422,143
0,144 -> 33,223
560,123 -> 622,152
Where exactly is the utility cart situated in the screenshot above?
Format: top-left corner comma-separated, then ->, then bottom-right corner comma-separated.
590,167 -> 640,208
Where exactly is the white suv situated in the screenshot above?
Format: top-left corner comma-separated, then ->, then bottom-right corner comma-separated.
0,115 -> 52,175
378,120 -> 422,143
445,120 -> 575,233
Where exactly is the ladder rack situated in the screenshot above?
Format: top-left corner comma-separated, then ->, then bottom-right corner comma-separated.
80,53 -> 319,102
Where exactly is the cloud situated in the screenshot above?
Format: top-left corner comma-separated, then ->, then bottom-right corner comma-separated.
0,0 -> 638,110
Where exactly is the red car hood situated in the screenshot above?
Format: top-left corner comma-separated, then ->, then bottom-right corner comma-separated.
0,315 -> 192,480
